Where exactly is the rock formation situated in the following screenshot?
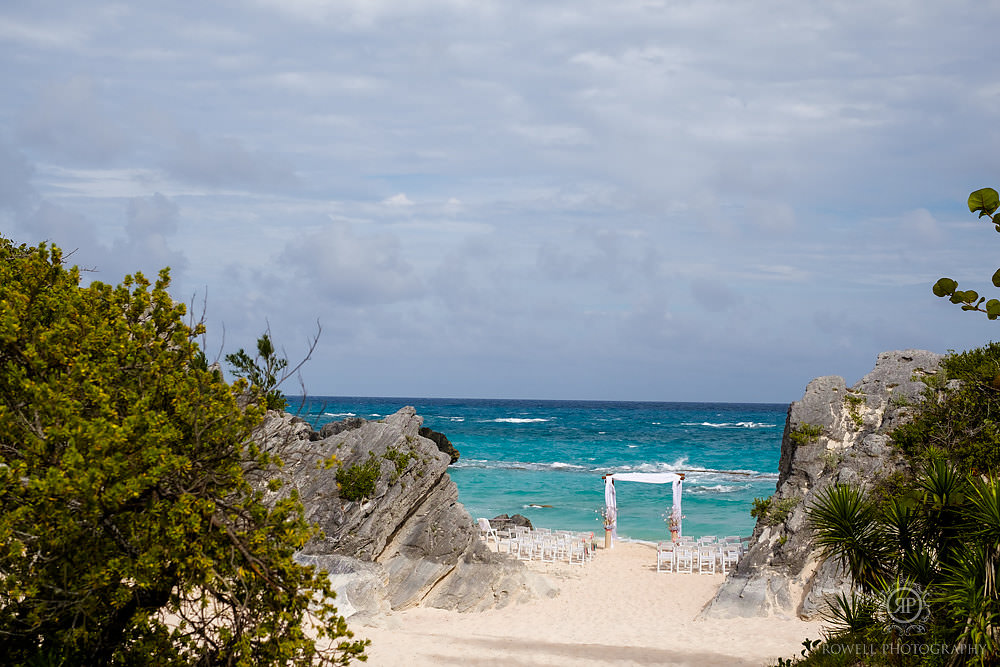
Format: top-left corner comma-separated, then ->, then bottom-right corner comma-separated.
701,349 -> 943,620
252,407 -> 552,621
490,513 -> 534,532
418,426 -> 460,463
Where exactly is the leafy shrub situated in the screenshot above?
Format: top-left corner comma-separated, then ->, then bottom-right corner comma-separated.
751,496 -> 772,521
808,462 -> 1000,663
751,495 -> 801,526
789,423 -> 824,447
336,454 -> 382,501
0,236 -> 367,665
820,450 -> 844,470
382,445 -> 414,482
843,393 -> 865,428
769,497 -> 801,525
225,333 -> 289,410
891,343 -> 1000,474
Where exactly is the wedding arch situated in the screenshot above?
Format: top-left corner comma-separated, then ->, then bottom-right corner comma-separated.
602,472 -> 684,547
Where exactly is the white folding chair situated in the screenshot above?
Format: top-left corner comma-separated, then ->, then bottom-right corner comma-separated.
698,545 -> 716,574
567,537 -> 586,565
721,546 -> 740,575
477,518 -> 499,546
656,541 -> 675,573
675,546 -> 694,573
514,528 -> 534,560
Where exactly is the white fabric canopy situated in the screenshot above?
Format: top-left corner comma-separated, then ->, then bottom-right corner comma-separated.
603,472 -> 683,547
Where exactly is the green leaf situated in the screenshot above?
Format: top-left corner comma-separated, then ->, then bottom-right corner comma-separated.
969,188 -> 1000,217
951,290 -> 980,304
933,278 -> 958,297
986,300 -> 1000,319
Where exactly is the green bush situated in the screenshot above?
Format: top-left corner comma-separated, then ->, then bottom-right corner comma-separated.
751,496 -> 772,521
336,454 -> 382,501
751,496 -> 801,526
821,450 -> 844,470
0,236 -> 367,665
382,445 -> 414,483
891,343 -> 1000,474
789,423 -> 823,447
844,393 -> 865,428
769,497 -> 801,525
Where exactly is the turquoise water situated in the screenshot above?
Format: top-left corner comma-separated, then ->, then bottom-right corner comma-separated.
288,397 -> 787,542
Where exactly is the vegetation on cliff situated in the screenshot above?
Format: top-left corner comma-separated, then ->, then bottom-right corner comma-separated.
891,343 -> 1000,474
0,236 -> 367,665
782,190 -> 1000,665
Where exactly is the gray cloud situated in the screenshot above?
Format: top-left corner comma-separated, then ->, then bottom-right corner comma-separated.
162,131 -> 297,190
0,142 -> 36,212
18,76 -> 129,163
2,0 -> 999,400
279,221 -> 423,306
107,193 -> 187,279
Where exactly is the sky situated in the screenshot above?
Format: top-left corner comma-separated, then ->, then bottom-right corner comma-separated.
2,1 -> 1000,403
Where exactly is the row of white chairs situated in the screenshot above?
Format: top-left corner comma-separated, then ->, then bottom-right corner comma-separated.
477,519 -> 594,565
656,536 -> 746,575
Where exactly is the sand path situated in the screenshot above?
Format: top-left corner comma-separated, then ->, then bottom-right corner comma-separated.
355,541 -> 824,666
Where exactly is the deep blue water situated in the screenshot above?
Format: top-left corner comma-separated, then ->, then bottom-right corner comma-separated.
287,397 -> 788,542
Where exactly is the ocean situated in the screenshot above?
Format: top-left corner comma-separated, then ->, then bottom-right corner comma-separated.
287,397 -> 788,542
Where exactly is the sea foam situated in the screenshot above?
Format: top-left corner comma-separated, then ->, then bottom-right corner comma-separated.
488,417 -> 550,423
681,421 -> 776,429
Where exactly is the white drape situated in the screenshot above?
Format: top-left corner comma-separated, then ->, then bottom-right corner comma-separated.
603,476 -> 618,547
603,472 -> 683,546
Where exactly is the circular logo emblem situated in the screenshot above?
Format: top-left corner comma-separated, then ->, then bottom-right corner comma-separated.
884,585 -> 926,625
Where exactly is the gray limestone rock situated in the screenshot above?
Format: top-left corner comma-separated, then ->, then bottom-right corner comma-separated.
319,416 -> 367,438
418,426 -> 460,463
490,513 -> 534,531
700,349 -> 943,621
253,406 -> 553,618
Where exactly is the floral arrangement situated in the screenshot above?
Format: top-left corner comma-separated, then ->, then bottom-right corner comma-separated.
662,509 -> 683,533
597,507 -> 615,529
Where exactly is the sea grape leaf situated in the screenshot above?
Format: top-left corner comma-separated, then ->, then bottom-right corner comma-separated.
986,300 -> 1000,320
969,188 -> 1000,217
933,278 -> 958,297
951,290 -> 979,304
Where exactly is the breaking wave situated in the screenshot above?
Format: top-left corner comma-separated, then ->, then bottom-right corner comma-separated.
681,421 -> 776,429
488,417 -> 551,423
452,458 -> 777,482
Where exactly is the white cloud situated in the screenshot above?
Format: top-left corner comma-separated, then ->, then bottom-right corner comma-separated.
257,71 -> 383,95
382,193 -> 414,207
510,124 -> 590,147
900,208 -> 942,242
0,16 -> 88,48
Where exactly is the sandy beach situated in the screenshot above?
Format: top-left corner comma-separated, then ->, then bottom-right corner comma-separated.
354,540 -> 824,666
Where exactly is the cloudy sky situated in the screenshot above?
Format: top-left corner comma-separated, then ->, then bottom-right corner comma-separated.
2,1 -> 1000,402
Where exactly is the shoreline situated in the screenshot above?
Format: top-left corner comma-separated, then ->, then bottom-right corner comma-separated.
353,540 -> 823,666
